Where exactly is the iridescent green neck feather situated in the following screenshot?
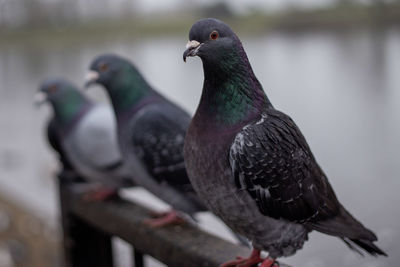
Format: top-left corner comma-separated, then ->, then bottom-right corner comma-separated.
107,65 -> 152,113
52,88 -> 91,126
197,39 -> 271,126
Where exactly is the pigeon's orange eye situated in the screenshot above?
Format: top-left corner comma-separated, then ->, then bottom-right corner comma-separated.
99,62 -> 109,72
210,31 -> 219,40
49,85 -> 58,94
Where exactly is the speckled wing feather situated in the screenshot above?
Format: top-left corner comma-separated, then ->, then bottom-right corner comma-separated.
130,105 -> 193,192
229,108 -> 340,224
229,108 -> 381,243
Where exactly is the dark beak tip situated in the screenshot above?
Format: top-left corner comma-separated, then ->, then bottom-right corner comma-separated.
183,49 -> 189,63
84,79 -> 96,89
183,47 -> 197,63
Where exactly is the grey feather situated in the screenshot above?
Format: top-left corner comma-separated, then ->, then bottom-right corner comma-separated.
62,105 -> 132,187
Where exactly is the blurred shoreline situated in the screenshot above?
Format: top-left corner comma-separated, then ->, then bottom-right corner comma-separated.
1,2 -> 400,46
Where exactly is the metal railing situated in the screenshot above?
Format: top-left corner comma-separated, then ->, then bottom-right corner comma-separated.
58,172 -> 256,267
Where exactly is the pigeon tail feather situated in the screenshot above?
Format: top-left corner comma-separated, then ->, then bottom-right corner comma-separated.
308,205 -> 377,241
307,205 -> 387,256
342,238 -> 387,257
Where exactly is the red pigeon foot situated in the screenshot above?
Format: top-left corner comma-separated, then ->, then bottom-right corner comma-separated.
220,249 -> 263,267
83,187 -> 117,202
260,257 -> 279,267
143,210 -> 185,227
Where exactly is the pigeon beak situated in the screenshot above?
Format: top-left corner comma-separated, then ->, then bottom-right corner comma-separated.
183,40 -> 201,62
84,71 -> 100,88
34,91 -> 47,107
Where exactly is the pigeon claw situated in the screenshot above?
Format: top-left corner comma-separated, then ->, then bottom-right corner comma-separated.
83,187 -> 117,202
260,257 -> 279,267
143,210 -> 186,228
220,249 -> 263,267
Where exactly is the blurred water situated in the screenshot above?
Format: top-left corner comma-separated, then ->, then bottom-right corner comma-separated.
0,27 -> 399,266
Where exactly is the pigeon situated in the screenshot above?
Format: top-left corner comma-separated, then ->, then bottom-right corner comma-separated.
183,18 -> 387,266
85,54 -> 208,226
37,78 -> 132,199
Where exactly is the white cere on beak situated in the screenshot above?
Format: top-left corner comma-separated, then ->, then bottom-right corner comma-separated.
34,91 -> 47,106
186,40 -> 200,49
85,71 -> 100,84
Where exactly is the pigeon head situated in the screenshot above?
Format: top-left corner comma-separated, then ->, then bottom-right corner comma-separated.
37,78 -> 91,122
86,54 -> 152,112
86,54 -> 133,88
183,18 -> 271,125
38,79 -> 79,105
183,18 -> 240,65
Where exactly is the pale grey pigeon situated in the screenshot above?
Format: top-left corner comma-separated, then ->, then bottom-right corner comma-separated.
37,78 -> 132,199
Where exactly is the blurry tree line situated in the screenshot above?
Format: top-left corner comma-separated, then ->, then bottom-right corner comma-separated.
0,0 -> 138,28
0,0 -> 399,29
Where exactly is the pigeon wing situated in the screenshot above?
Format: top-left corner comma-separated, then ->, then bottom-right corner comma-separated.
229,109 -> 341,224
130,106 -> 193,191
72,105 -> 122,169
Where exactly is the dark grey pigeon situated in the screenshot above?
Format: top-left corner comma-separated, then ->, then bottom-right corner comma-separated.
37,79 -> 132,199
85,54 -> 208,226
183,18 -> 387,266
